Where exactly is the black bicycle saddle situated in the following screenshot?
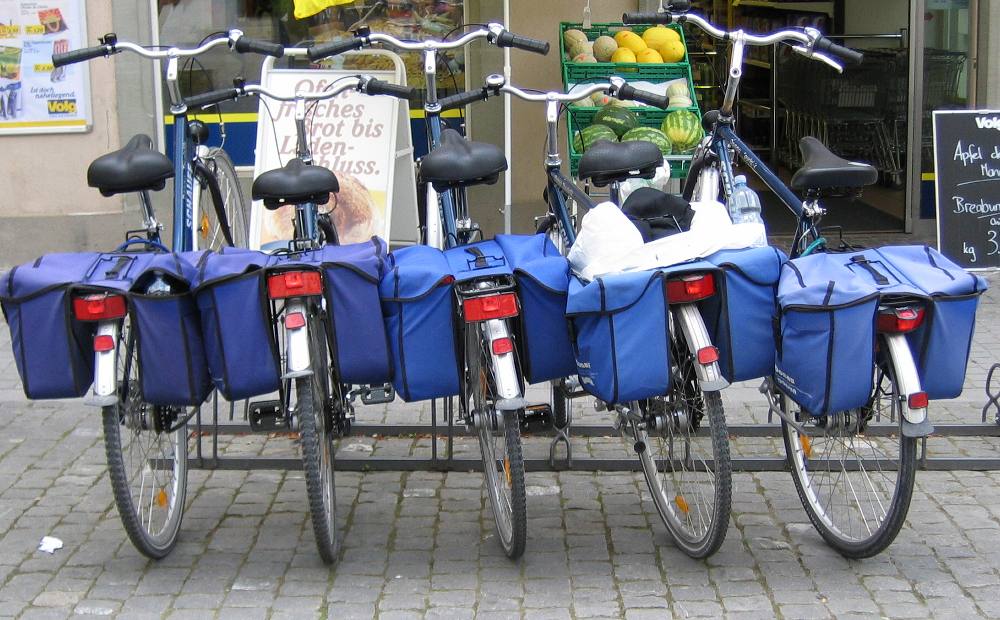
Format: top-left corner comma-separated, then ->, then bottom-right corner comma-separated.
578,139 -> 661,187
419,128 -> 508,192
252,158 -> 340,210
87,134 -> 175,197
791,136 -> 878,192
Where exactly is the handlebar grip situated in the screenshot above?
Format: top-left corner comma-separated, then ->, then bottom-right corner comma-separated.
622,12 -> 673,25
52,45 -> 110,68
438,89 -> 489,111
495,31 -> 550,55
184,88 -> 241,109
617,84 -> 669,109
233,37 -> 284,58
815,37 -> 864,65
366,79 -> 418,101
307,37 -> 364,61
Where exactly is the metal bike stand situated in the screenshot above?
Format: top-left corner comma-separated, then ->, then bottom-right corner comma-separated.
548,408 -> 573,469
983,363 -> 1000,426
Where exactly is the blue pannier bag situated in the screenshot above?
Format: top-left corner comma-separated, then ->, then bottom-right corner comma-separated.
776,253 -> 881,415
380,245 -> 460,401
700,246 -> 787,383
852,245 -> 986,399
194,248 -> 279,401
273,238 -> 392,385
1,252 -> 102,399
494,234 -> 577,384
567,270 -> 671,404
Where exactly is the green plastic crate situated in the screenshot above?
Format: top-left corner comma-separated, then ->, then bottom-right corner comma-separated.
566,110 -> 696,180
560,22 -> 691,85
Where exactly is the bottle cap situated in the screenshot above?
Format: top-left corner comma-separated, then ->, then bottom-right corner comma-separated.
734,175 -> 747,186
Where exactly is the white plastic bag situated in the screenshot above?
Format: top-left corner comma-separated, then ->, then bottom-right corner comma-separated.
567,202 -> 644,281
620,162 -> 671,202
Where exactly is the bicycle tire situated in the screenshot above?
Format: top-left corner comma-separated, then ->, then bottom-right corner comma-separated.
197,148 -> 249,250
102,319 -> 187,559
468,323 -> 527,559
297,310 -> 339,564
781,343 -> 917,558
632,316 -> 731,558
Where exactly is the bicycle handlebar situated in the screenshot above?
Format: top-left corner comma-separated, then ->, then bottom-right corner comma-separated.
307,23 -> 548,61
184,76 -> 416,110
814,36 -> 864,65
438,88 -> 490,111
449,75 -> 668,109
52,30 -> 284,67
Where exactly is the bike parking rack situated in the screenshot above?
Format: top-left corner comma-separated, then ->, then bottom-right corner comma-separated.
188,392 -> 1000,473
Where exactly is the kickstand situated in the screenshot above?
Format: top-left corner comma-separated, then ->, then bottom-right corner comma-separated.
549,406 -> 573,469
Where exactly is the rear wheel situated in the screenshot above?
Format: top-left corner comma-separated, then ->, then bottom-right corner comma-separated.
197,148 -> 248,250
781,342 -> 917,558
467,322 -> 527,559
632,317 -> 731,558
296,309 -> 339,564
103,319 -> 187,559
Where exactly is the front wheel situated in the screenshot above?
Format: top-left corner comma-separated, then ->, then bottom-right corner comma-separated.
103,320 -> 187,559
197,148 -> 249,250
781,343 -> 917,558
296,311 -> 339,564
631,315 -> 731,558
467,322 -> 527,559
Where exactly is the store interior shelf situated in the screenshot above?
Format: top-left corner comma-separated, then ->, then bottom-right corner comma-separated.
732,0 -> 834,15
746,59 -> 772,69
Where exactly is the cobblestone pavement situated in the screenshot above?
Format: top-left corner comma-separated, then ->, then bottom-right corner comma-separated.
0,270 -> 998,619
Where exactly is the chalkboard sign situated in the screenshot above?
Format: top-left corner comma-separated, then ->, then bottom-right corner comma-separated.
933,110 -> 1000,270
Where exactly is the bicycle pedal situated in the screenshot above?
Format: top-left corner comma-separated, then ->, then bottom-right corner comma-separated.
521,405 -> 552,432
248,400 -> 288,432
359,384 -> 395,405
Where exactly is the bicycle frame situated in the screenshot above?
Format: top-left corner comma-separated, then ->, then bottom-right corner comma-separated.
423,51 -> 462,249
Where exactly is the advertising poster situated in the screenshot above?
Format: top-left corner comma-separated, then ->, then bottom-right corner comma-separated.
0,0 -> 91,134
252,69 -> 402,248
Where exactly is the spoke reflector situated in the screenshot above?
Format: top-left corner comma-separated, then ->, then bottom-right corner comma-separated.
675,494 -> 690,514
800,434 -> 812,459
200,213 -> 210,239
504,458 -> 511,486
156,489 -> 168,508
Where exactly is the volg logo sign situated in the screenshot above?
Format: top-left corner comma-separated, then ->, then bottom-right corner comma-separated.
47,99 -> 77,115
974,116 -> 1000,130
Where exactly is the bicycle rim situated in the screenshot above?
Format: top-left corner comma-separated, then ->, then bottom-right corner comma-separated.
631,323 -> 731,558
197,148 -> 248,250
468,323 -> 526,559
296,313 -> 339,564
781,348 -> 917,558
103,319 -> 187,559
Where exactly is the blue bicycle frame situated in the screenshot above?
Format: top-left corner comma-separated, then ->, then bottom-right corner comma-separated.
170,112 -> 198,252
425,111 -> 461,248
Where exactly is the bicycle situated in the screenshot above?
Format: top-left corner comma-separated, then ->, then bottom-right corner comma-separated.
451,72 -> 733,558
625,2 -> 923,558
51,31 -> 283,559
308,24 -> 548,559
186,66 -> 415,563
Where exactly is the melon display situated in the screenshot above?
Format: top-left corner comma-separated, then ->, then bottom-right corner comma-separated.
657,39 -> 686,63
610,47 -> 637,64
564,29 -> 588,50
668,95 -> 693,109
666,81 -> 690,99
612,29 -> 633,45
617,31 -> 647,54
641,25 -> 679,48
593,105 -> 639,138
573,52 -> 597,63
573,124 -> 618,152
662,109 -> 704,153
592,35 -> 618,62
575,95 -> 596,108
621,127 -> 673,156
636,48 -> 663,63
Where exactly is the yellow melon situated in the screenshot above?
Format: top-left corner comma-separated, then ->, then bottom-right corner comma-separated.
642,25 -> 680,48
636,48 -> 663,64
657,39 -> 686,63
618,31 -> 647,54
610,47 -> 637,64
613,29 -> 633,46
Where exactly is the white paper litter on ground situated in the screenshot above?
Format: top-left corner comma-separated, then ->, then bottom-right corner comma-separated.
38,536 -> 63,554
570,199 -> 764,281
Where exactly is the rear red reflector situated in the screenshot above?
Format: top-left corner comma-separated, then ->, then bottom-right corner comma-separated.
877,307 -> 925,333
492,337 -> 514,355
463,293 -> 518,322
284,311 -> 306,330
907,392 -> 928,409
267,270 -> 322,299
93,335 -> 115,352
73,294 -> 127,321
697,346 -> 719,365
666,273 -> 716,303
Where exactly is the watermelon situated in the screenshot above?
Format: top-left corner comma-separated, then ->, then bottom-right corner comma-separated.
662,109 -> 703,153
621,127 -> 672,156
573,124 -> 617,152
593,105 -> 639,138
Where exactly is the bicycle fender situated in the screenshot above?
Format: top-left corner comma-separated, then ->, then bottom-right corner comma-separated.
883,332 -> 932,434
282,299 -> 313,379
484,318 -> 525,412
86,320 -> 119,407
673,304 -> 729,392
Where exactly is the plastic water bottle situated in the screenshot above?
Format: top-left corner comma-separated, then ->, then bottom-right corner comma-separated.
728,175 -> 767,247
147,274 -> 171,296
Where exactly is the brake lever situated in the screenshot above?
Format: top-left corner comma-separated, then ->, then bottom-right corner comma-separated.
791,45 -> 843,73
